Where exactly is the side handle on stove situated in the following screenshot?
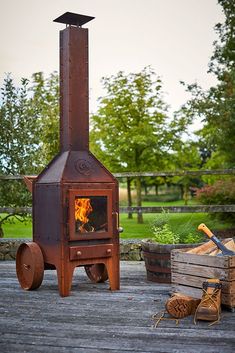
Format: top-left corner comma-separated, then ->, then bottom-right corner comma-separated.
113,212 -> 123,233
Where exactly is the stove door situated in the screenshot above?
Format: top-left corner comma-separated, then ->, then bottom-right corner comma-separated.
68,189 -> 113,240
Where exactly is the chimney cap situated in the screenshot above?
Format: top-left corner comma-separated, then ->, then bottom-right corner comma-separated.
53,12 -> 95,27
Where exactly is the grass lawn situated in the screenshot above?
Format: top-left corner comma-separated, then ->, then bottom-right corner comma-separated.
141,199 -> 197,207
120,199 -> 234,240
119,213 -> 233,240
1,199 -> 234,241
2,212 -> 233,241
1,216 -> 32,239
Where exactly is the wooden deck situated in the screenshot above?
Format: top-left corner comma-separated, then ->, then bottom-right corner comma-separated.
0,261 -> 234,353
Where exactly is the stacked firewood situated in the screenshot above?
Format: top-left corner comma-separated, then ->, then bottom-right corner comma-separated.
186,238 -> 235,256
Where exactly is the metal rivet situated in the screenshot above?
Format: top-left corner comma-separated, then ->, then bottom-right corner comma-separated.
23,264 -> 30,270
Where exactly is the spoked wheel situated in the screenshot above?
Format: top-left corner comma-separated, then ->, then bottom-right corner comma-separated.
84,264 -> 108,283
16,242 -> 44,290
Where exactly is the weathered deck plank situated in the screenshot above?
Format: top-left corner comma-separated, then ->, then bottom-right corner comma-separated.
0,261 -> 235,353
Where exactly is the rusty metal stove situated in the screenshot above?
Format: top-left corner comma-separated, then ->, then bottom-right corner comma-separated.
16,12 -> 120,297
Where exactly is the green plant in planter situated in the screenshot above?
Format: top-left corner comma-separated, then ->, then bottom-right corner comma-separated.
150,210 -> 179,244
152,223 -> 180,244
143,211 -> 203,284
149,210 -> 203,244
181,232 -> 203,244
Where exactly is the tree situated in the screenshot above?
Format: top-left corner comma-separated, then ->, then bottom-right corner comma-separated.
30,72 -> 59,165
0,72 -> 59,236
170,141 -> 203,204
0,75 -> 42,200
181,0 -> 235,167
0,71 -> 60,174
90,67 -> 178,223
0,75 -> 41,236
0,75 -> 42,175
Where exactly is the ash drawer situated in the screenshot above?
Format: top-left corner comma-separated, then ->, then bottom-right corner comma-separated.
69,244 -> 113,261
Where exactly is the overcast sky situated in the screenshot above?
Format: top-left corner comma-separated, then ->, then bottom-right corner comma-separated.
0,0 -> 224,114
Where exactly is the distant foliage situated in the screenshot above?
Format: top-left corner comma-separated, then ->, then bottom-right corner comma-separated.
0,72 -> 59,236
0,75 -> 40,212
179,0 -> 235,167
30,72 -> 59,164
91,67 -> 186,223
0,72 -> 59,179
142,193 -> 181,203
91,66 -> 173,172
196,178 -> 235,221
196,178 -> 235,204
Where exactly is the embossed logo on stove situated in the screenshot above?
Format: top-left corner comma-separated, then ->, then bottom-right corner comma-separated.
75,159 -> 93,176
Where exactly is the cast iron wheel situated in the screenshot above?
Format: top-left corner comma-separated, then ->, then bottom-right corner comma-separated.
84,264 -> 108,283
16,242 -> 44,290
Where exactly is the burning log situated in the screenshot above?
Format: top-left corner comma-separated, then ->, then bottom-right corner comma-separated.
75,198 -> 93,233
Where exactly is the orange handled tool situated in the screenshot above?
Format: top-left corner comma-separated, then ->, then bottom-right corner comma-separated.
198,223 -> 235,256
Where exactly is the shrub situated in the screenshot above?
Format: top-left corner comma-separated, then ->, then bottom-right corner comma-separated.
142,193 -> 181,202
195,178 -> 235,221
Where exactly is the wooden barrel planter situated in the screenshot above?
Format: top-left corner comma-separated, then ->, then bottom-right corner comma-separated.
141,241 -> 200,284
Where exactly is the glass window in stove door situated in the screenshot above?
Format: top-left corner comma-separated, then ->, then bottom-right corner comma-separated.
74,196 -> 108,234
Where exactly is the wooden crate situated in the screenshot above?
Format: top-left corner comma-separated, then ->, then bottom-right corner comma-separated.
171,249 -> 235,311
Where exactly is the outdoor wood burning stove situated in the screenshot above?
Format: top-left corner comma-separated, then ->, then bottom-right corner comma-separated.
16,12 -> 120,297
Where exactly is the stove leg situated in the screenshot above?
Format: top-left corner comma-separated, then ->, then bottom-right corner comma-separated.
106,256 -> 120,291
56,264 -> 75,297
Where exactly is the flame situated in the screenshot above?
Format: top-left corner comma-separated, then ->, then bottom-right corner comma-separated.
75,198 -> 93,225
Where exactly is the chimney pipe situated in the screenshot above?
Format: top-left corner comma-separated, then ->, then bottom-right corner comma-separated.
54,12 -> 94,152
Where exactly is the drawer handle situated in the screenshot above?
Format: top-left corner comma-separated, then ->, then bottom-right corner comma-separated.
106,248 -> 112,254
76,251 -> 82,256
